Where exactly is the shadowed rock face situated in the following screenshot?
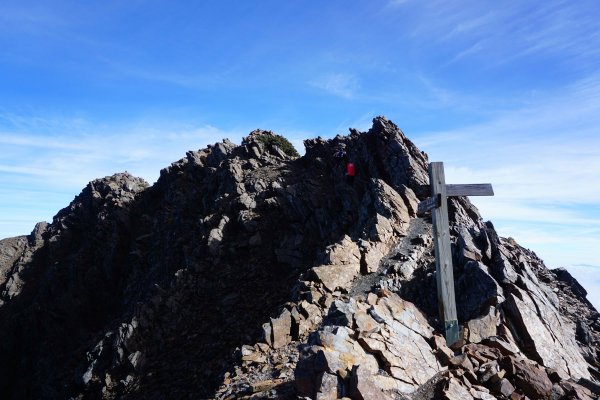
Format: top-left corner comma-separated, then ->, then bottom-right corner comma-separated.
0,117 -> 597,400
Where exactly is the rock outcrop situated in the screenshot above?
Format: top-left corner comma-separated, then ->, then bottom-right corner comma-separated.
0,117 -> 597,400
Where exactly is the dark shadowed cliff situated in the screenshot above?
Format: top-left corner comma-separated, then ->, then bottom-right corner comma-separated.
0,117 -> 598,400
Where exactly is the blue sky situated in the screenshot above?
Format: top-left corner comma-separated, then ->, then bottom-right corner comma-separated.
1,1 -> 599,308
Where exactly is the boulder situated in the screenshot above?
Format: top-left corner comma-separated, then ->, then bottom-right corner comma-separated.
328,300 -> 356,327
322,235 -> 361,265
480,337 -> 519,356
361,294 -> 441,392
500,356 -> 552,398
298,300 -> 324,329
353,309 -> 380,336
350,365 -> 395,400
491,378 -> 515,397
455,261 -> 503,321
504,286 -> 591,380
314,326 -> 379,379
270,309 -> 292,349
466,307 -> 499,344
358,241 -> 387,274
458,226 -> 483,264
448,354 -> 474,371
431,334 -> 455,365
443,377 -> 474,400
311,264 -> 360,292
316,372 -> 339,400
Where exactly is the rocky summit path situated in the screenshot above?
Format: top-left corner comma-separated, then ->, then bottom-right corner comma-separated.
0,117 -> 598,400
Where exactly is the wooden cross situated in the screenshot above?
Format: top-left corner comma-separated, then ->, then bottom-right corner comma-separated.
417,162 -> 494,346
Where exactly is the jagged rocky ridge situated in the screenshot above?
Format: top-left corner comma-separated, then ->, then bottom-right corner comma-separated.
0,117 -> 598,400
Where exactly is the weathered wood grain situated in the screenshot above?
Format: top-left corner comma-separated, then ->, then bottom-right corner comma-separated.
446,184 -> 494,197
429,162 -> 459,346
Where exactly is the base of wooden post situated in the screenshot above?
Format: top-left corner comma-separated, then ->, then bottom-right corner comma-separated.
444,319 -> 459,346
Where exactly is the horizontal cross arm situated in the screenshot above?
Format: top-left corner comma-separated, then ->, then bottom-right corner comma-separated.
446,183 -> 494,197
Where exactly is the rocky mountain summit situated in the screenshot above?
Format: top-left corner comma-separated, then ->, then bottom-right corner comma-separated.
0,117 -> 598,400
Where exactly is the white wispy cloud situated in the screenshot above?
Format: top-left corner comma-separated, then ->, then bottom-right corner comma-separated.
0,110 -> 87,133
446,12 -> 495,37
398,1 -> 600,70
0,164 -> 60,177
0,133 -> 88,150
310,73 -> 360,99
445,40 -> 485,65
103,60 -> 227,89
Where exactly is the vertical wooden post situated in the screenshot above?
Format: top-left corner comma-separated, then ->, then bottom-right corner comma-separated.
429,162 -> 459,345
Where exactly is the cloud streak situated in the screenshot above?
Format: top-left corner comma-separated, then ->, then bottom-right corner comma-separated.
400,1 -> 600,72
310,73 -> 359,99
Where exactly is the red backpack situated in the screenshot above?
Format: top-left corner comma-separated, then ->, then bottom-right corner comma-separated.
346,162 -> 356,177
